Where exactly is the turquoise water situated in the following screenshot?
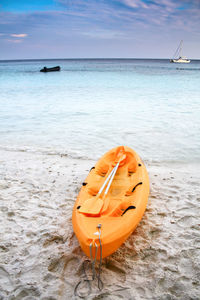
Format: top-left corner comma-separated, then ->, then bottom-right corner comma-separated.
0,59 -> 200,163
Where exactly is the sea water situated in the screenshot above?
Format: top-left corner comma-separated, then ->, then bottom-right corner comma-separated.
0,59 -> 200,163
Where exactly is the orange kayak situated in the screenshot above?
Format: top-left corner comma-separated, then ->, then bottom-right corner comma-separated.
72,146 -> 149,259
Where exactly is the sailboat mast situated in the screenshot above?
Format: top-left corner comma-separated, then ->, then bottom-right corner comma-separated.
172,40 -> 183,59
179,40 -> 183,57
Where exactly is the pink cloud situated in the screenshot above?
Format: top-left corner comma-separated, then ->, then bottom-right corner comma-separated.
10,33 -> 28,38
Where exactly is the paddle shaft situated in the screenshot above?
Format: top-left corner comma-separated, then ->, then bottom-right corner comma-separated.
97,164 -> 118,196
101,162 -> 120,213
104,162 -> 119,196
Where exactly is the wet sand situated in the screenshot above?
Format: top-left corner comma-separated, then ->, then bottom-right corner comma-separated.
0,149 -> 199,299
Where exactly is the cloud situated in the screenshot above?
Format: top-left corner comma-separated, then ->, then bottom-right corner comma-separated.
10,33 -> 28,38
0,1 -> 200,59
121,0 -> 200,10
122,0 -> 148,9
55,0 -> 200,29
6,39 -> 23,43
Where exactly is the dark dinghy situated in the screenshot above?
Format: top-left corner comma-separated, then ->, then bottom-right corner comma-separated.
40,66 -> 61,72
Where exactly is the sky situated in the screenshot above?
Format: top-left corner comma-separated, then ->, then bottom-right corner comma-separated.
0,0 -> 200,59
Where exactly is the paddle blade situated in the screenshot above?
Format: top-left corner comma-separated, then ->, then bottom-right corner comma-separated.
79,197 -> 104,215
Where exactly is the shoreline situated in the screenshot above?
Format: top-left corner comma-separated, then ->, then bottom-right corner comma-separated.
0,148 -> 199,299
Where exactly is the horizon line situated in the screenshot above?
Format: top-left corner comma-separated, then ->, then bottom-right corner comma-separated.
1,57 -> 200,62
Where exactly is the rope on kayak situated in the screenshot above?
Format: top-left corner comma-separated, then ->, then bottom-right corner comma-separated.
74,224 -> 103,297
90,241 -> 98,280
74,242 -> 97,298
74,260 -> 92,298
97,224 -> 103,290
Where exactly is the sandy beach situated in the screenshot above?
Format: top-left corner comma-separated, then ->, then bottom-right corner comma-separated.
0,148 -> 199,299
1,0 -> 200,297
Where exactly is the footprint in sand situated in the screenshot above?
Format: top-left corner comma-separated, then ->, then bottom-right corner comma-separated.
10,285 -> 40,299
62,255 -> 80,277
58,255 -> 81,298
177,215 -> 196,227
104,259 -> 126,283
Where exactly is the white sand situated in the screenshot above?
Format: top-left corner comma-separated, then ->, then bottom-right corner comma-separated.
0,149 -> 199,299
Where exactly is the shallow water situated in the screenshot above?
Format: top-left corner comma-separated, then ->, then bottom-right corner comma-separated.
0,59 -> 200,163
0,59 -> 200,299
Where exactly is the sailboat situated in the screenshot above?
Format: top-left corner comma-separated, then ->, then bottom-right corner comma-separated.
170,40 -> 190,63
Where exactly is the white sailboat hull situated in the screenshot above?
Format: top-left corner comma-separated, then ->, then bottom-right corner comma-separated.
170,58 -> 190,63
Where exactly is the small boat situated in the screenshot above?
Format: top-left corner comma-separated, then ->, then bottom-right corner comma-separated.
72,146 -> 149,260
170,40 -> 190,63
40,66 -> 60,72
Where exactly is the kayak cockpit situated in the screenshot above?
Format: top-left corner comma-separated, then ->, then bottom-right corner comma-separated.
77,147 -> 142,217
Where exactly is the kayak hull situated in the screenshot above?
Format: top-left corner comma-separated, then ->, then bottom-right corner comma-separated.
72,146 -> 149,259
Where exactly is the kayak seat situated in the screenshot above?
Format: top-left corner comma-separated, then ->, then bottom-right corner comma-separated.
108,197 -> 132,217
88,186 -> 99,196
128,160 -> 137,174
95,161 -> 110,177
109,201 -> 136,217
108,182 -> 143,217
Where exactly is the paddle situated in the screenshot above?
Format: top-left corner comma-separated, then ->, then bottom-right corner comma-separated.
100,161 -> 121,214
79,151 -> 126,215
78,164 -> 118,215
